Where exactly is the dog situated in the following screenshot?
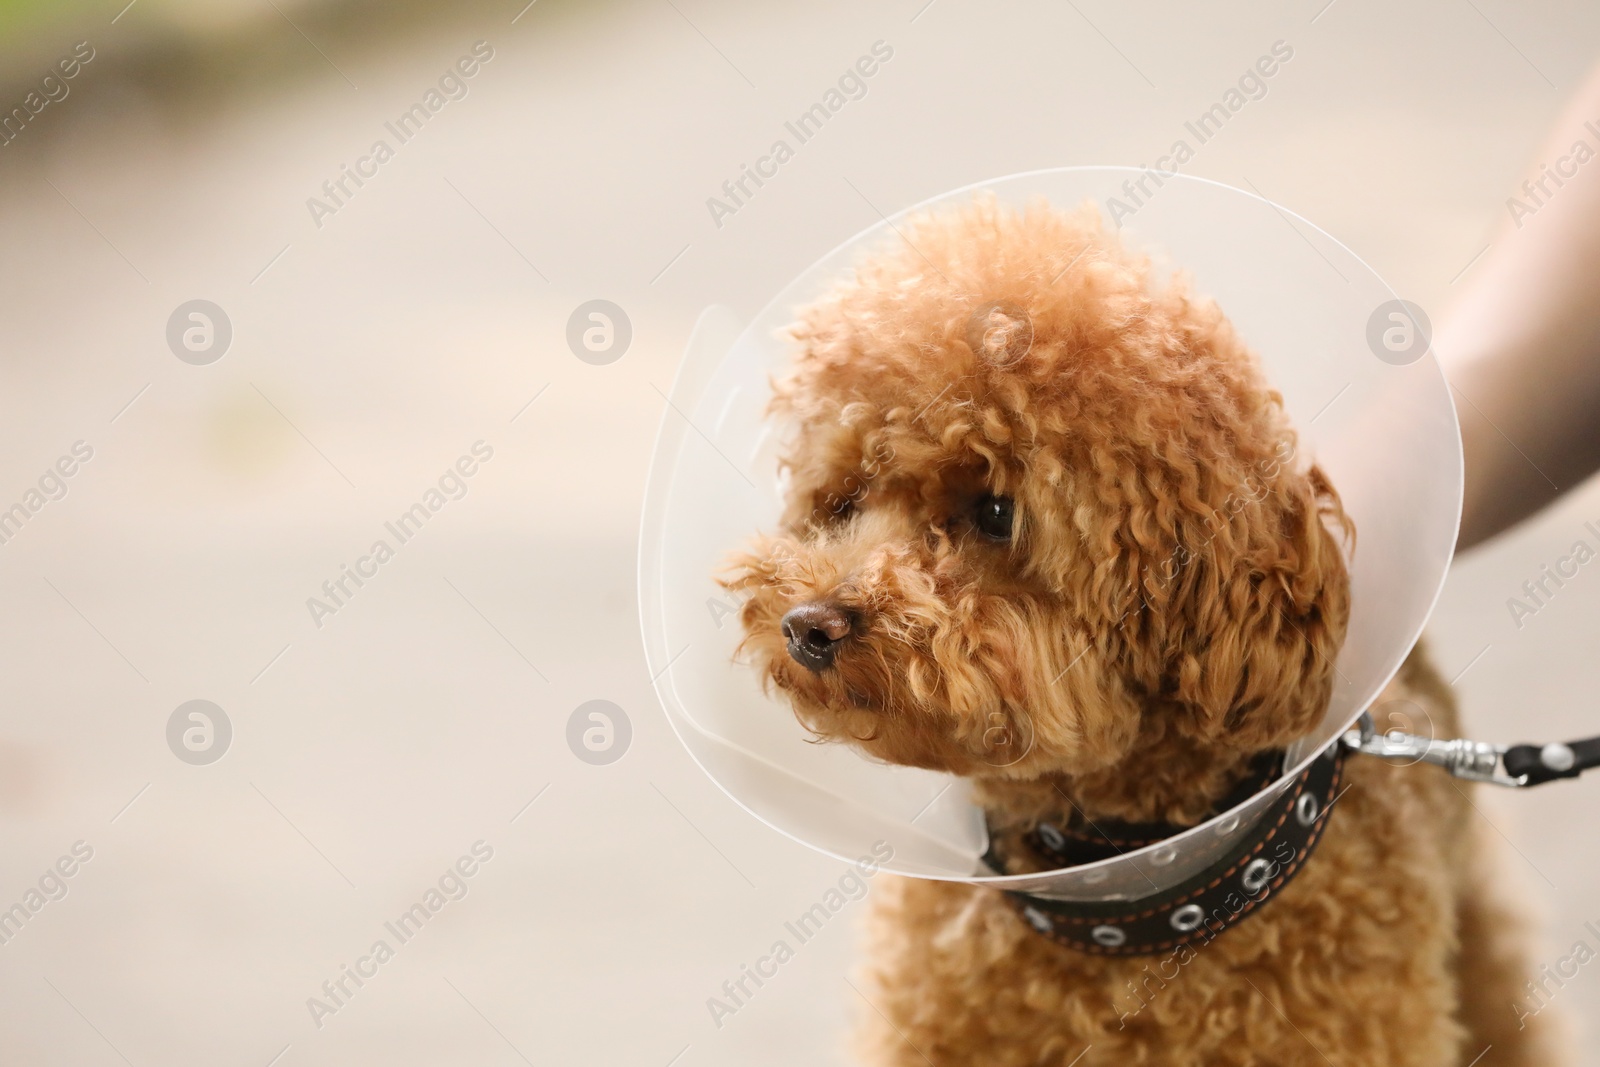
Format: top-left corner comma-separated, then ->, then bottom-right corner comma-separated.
724,196 -> 1561,1066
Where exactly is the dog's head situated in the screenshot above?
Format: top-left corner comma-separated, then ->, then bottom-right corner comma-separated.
724,197 -> 1350,784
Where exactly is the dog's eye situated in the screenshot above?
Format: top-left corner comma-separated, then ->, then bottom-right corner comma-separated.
973,495 -> 1014,540
813,492 -> 854,526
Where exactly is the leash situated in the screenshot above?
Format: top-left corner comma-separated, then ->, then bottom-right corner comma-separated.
1341,712 -> 1600,788
992,716 -> 1600,957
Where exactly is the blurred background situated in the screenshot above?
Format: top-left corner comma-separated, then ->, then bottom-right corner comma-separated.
0,0 -> 1596,1063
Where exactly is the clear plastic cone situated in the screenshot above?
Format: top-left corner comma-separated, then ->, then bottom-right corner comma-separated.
639,168 -> 1461,900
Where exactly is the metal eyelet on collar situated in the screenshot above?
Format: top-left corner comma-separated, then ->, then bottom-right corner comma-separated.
1241,857 -> 1274,894
1091,924 -> 1126,947
1169,903 -> 1205,932
1295,793 -> 1319,826
1036,823 -> 1067,852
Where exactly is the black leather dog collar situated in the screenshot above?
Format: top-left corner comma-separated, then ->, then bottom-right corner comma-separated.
985,741 -> 1345,957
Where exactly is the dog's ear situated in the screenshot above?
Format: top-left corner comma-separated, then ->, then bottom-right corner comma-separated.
1143,455 -> 1353,751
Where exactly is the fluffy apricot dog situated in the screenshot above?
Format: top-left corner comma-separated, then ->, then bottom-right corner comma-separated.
725,197 -> 1559,1066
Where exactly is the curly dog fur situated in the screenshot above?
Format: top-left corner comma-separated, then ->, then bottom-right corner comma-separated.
724,196 -> 1563,1065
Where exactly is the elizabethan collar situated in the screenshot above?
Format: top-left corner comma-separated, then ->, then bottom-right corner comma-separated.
639,168 -> 1462,904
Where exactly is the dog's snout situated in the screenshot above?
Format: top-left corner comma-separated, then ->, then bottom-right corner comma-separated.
781,602 -> 853,672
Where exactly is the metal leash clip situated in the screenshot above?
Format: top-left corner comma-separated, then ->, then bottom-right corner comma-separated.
1341,712 -> 1528,787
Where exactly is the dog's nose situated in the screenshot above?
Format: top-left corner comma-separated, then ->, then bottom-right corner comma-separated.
781,602 -> 853,672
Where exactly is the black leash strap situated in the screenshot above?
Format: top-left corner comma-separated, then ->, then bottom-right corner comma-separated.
1503,737 -> 1600,785
1343,713 -> 1600,788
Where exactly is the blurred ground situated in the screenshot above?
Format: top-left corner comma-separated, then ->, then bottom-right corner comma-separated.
0,0 -> 1596,1064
